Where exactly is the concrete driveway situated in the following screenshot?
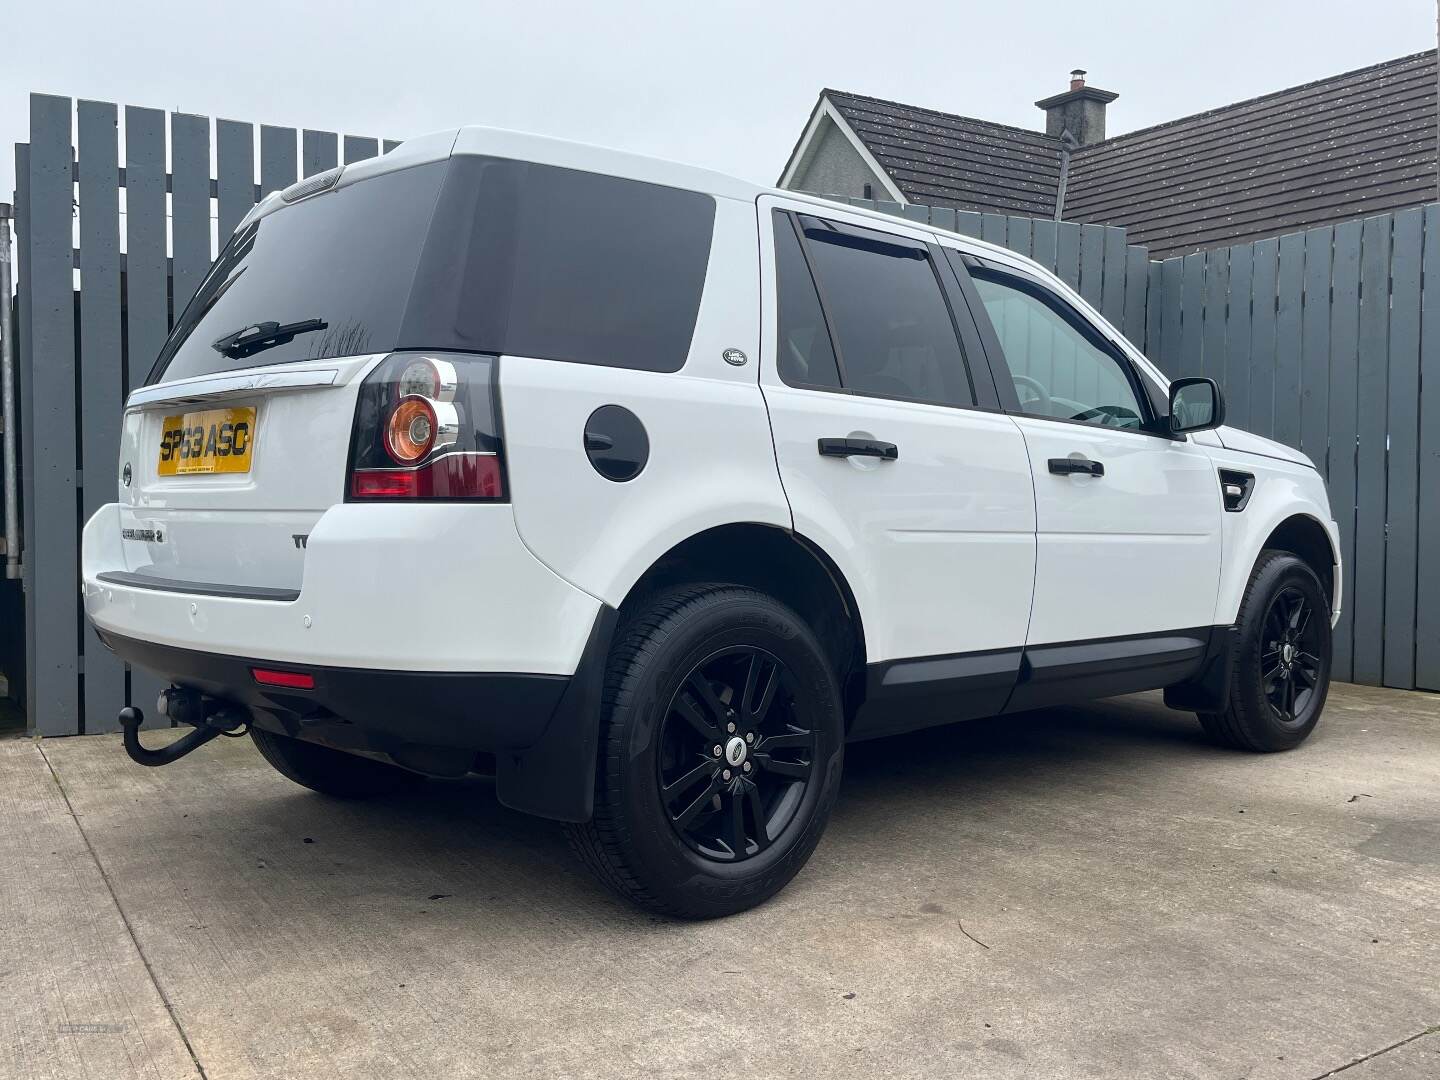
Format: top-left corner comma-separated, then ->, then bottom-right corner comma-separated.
3,683 -> 1438,1080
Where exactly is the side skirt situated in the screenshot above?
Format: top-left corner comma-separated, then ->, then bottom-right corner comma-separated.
849,626 -> 1225,741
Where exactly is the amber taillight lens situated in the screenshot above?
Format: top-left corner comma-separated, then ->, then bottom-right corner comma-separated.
385,396 -> 438,465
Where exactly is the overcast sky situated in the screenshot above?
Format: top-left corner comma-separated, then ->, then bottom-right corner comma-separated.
1,0 -> 1435,204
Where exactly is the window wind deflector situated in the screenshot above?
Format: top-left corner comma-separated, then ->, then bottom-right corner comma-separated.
797,216 -> 927,260
212,318 -> 328,360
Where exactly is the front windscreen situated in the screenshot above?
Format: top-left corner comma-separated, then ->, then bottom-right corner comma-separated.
150,161 -> 447,383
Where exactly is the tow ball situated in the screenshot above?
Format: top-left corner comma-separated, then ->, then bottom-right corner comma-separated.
118,687 -> 251,767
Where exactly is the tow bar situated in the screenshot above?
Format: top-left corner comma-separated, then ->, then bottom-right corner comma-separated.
118,687 -> 251,767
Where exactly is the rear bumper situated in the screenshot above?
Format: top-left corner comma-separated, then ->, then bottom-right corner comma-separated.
95,631 -> 568,751
96,608 -> 617,824
83,500 -> 613,821
82,501 -> 601,674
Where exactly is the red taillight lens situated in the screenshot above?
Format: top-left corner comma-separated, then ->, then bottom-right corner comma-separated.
348,353 -> 506,502
252,668 -> 315,690
351,453 -> 503,499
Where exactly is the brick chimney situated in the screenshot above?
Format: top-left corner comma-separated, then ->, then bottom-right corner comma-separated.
1035,68 -> 1118,146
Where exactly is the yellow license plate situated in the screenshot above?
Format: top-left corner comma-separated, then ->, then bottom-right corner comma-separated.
157,407 -> 256,476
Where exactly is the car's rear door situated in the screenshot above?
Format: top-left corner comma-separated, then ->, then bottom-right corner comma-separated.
757,198 -> 1036,737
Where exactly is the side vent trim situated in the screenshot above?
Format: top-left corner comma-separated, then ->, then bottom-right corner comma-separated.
1219,469 -> 1255,512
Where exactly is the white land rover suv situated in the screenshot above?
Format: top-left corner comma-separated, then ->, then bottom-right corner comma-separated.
83,127 -> 1341,918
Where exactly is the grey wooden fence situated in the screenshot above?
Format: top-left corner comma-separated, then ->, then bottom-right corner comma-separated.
9,96 -> 1439,737
12,93 -> 394,736
1144,209 -> 1440,693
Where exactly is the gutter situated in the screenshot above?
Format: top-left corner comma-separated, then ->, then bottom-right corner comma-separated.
1054,132 -> 1077,221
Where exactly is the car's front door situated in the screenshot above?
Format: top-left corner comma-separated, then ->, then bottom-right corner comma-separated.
949,255 -> 1223,705
757,199 -> 1036,737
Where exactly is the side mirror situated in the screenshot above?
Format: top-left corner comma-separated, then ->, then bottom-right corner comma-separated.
1168,377 -> 1225,434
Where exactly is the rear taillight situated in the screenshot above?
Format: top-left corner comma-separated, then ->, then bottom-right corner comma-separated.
347,352 -> 506,502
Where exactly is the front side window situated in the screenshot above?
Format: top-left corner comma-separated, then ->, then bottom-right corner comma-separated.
797,216 -> 973,408
970,268 -> 1145,430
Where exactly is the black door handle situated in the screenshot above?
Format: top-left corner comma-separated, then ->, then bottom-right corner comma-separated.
1048,456 -> 1105,477
818,438 -> 898,461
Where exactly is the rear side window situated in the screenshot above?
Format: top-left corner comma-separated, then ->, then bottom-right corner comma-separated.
772,211 -> 841,388
410,157 -> 716,373
796,216 -> 973,407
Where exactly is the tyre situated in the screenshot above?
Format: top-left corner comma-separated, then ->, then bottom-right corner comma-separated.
566,584 -> 845,918
250,727 -> 422,798
1199,550 -> 1332,752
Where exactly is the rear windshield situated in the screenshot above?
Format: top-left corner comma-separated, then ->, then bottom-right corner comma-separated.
153,162 -> 447,382
151,156 -> 717,384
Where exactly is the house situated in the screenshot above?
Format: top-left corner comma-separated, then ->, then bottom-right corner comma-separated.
778,51 -> 1438,259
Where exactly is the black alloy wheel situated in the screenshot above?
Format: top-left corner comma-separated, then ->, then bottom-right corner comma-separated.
1259,586 -> 1325,725
658,646 -> 816,862
1198,550 -> 1332,752
566,584 -> 845,918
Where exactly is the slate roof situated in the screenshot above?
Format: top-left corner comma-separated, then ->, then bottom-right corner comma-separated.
821,50 -> 1438,259
824,90 -> 1062,218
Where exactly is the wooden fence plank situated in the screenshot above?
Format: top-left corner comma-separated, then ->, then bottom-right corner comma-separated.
1201,248 -> 1229,385
216,119 -> 255,241
1100,226 -> 1126,329
1382,208 -> 1423,689
980,213 -> 1007,246
1078,223 -> 1104,309
1299,227 -> 1333,468
1223,244 -> 1253,433
1417,205 -> 1440,690
15,141 -> 36,728
1352,214 -> 1393,685
302,129 -> 338,177
901,203 -> 929,224
1157,257 -> 1183,374
1327,220 -> 1363,682
1273,232 -> 1306,449
1179,253 -> 1206,378
382,139 -> 401,154
343,135 -> 379,164
122,104 -> 171,720
1055,221 -> 1081,291
1249,237 -> 1280,438
1005,215 -> 1032,260
26,94 -> 79,736
954,211 -> 983,239
76,100 -> 127,735
1145,260 -> 1163,360
1123,245 -> 1148,348
169,112 -> 211,312
259,124 -> 297,196
1031,218 -> 1057,270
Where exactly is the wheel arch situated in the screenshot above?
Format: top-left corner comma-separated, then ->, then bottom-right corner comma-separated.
615,523 -> 869,724
1261,513 -> 1338,612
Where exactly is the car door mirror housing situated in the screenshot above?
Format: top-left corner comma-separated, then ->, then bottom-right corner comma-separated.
1168,377 -> 1225,434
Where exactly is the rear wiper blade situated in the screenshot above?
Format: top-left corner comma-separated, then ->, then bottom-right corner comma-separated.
212,318 -> 327,359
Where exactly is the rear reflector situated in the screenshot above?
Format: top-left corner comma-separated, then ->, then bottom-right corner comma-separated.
252,668 -> 315,690
350,452 -> 503,500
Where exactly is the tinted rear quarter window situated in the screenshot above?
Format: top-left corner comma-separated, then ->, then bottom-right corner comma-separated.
772,210 -> 841,389
412,158 -> 717,373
